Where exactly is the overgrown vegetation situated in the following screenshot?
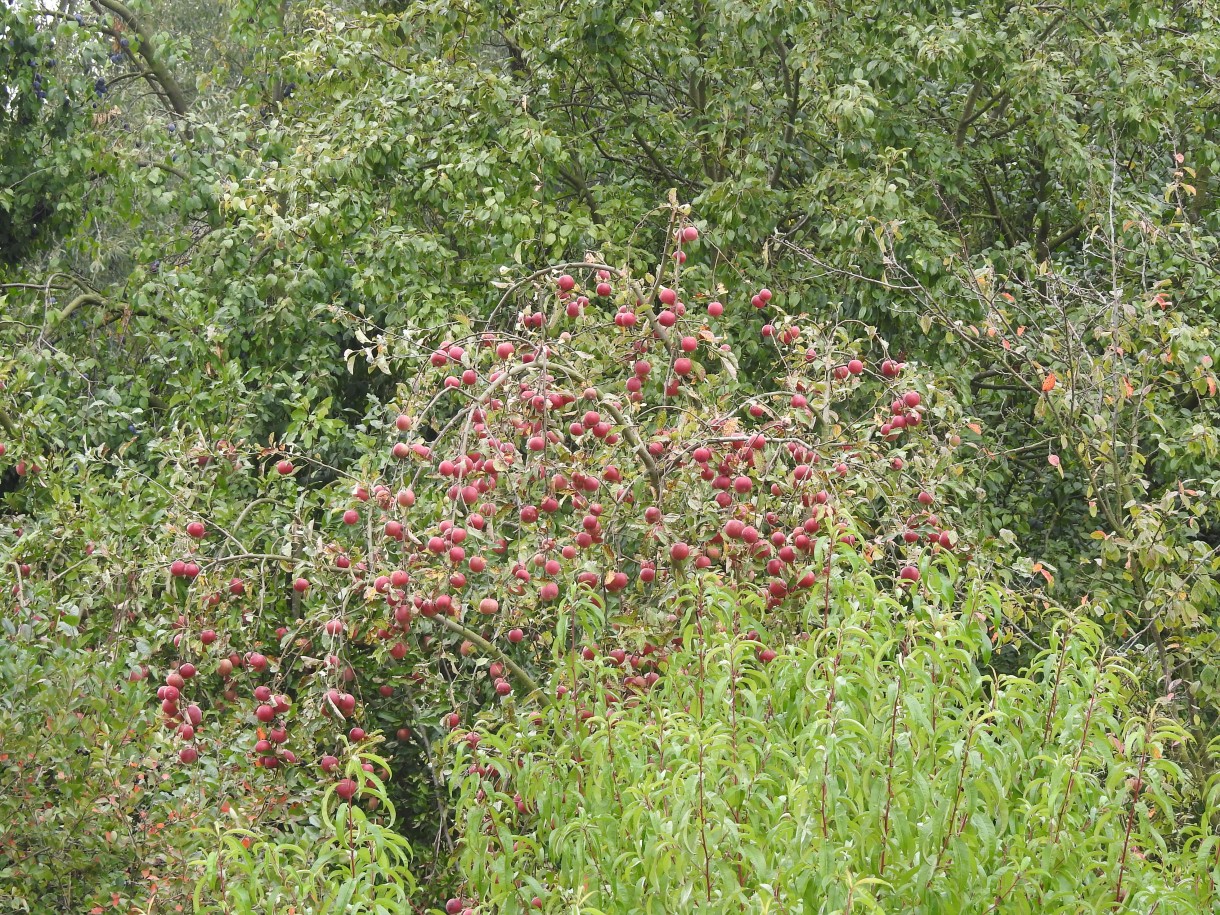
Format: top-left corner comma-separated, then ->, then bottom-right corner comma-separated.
2,0 -> 1218,911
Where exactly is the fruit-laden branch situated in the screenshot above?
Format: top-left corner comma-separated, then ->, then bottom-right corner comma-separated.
488,261 -> 618,329
432,615 -> 550,705
534,358 -> 664,498
597,396 -> 662,496
89,0 -> 189,118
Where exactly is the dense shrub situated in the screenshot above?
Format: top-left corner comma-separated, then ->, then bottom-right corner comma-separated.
454,579 -> 1216,913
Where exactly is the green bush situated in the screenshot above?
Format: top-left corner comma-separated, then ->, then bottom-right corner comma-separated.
454,576 -> 1219,913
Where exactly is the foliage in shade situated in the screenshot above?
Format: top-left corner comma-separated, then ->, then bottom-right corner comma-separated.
0,8 -> 94,265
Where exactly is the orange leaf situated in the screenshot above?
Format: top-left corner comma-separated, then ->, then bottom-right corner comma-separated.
967,422 -> 982,435
1041,372 -> 1057,392
1208,376 -> 1216,397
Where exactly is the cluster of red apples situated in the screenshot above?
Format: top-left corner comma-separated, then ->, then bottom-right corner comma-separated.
148,228 -> 962,819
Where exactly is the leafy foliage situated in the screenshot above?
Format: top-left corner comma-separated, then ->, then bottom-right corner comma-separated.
0,4 -> 95,265
193,749 -> 417,913
2,0 -> 1219,910
455,579 -> 1215,913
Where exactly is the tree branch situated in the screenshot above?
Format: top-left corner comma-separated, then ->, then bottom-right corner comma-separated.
90,0 -> 189,118
955,80 -> 983,147
1046,223 -> 1085,253
598,397 -> 662,497
431,615 -> 549,705
136,158 -> 189,181
978,169 -> 1018,249
55,293 -> 105,325
771,38 -> 801,188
